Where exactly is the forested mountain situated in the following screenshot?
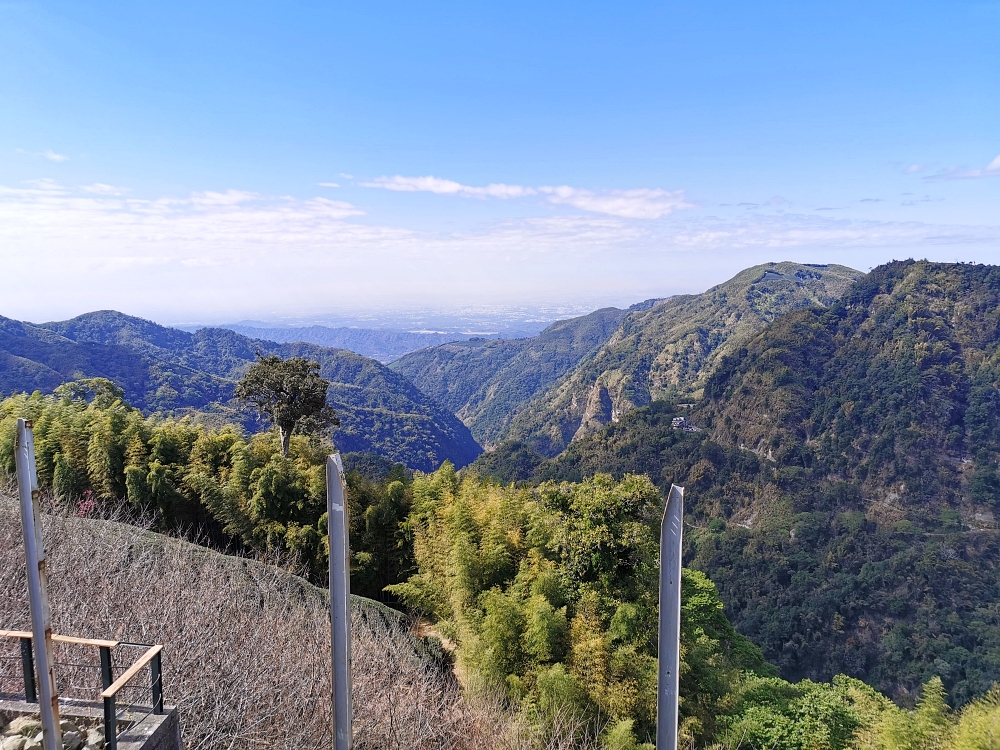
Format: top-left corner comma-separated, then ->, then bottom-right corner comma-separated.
472,261 -> 1000,707
221,323 -> 468,363
1,310 -> 480,470
389,306 -> 634,446
0,313 -> 233,412
503,262 -> 862,455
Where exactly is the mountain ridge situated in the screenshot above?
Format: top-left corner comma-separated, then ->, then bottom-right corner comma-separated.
501,261 -> 864,455
1,310 -> 481,470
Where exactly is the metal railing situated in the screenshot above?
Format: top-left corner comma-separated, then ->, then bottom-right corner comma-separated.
101,643 -> 164,750
0,630 -> 164,750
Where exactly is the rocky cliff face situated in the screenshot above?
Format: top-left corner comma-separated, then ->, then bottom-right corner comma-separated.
502,262 -> 863,455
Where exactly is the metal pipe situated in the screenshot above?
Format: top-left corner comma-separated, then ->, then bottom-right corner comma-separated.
656,484 -> 684,750
16,419 -> 62,750
327,453 -> 352,750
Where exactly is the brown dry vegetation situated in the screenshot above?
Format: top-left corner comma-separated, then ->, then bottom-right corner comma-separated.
0,490 -> 600,750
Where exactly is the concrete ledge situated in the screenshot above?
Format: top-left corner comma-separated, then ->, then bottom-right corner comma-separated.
0,699 -> 182,750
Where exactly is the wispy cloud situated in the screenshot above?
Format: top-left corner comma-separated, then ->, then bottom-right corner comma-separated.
83,183 -> 129,196
905,164 -> 925,174
538,185 -> 690,219
363,175 -> 536,200
362,175 -> 690,218
318,182 -> 340,188
188,189 -> 261,207
930,155 -> 1000,180
2,178 -> 997,320
14,148 -> 70,162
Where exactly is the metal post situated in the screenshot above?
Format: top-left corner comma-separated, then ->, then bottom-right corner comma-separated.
100,646 -> 113,690
327,453 -> 352,750
16,419 -> 62,750
104,695 -> 117,750
19,637 -> 37,703
656,484 -> 684,750
151,649 -> 164,714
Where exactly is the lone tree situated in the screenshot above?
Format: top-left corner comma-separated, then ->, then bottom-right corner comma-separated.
235,354 -> 338,456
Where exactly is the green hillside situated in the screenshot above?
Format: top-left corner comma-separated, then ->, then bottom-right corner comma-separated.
503,262 -> 862,456
1,311 -> 481,470
473,261 -> 1000,707
390,306 -> 630,446
0,314 -> 233,413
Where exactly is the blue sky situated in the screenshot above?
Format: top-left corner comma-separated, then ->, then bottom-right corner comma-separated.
1,0 -> 998,323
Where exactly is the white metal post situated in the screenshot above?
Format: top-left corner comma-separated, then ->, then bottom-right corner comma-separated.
16,419 -> 62,750
657,484 -> 684,750
327,453 -> 352,750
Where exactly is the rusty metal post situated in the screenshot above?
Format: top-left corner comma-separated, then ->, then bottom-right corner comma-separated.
327,453 -> 352,750
16,418 -> 62,750
657,484 -> 684,750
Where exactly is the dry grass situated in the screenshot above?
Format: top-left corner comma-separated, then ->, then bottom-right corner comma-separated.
0,491 -> 602,750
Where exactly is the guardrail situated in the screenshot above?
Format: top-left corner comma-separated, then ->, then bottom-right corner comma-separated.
0,630 -> 164,750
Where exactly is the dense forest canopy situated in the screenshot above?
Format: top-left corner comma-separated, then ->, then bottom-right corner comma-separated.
4,387 -> 997,748
475,261 -> 1000,710
389,464 -> 1000,750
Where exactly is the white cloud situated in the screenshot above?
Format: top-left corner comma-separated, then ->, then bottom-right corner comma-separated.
186,190 -> 262,207
905,164 -> 925,174
475,183 -> 538,199
83,183 -> 129,196
14,148 -> 70,162
363,175 -> 691,218
539,186 -> 691,219
339,173 -> 353,180
931,155 -> 1000,179
363,174 -> 464,193
318,182 -> 340,188
363,174 -> 538,200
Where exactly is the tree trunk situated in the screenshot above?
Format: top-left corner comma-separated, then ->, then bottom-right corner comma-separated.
279,426 -> 291,457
